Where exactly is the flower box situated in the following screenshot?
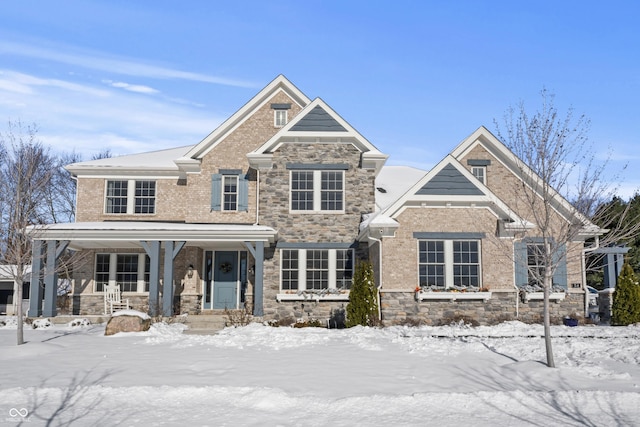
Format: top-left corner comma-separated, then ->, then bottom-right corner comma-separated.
276,293 -> 349,302
416,291 -> 492,302
523,292 -> 565,303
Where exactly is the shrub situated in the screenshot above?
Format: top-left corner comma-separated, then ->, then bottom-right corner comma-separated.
346,261 -> 379,327
612,263 -> 640,326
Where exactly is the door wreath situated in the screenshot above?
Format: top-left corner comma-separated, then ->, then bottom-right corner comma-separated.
220,262 -> 233,273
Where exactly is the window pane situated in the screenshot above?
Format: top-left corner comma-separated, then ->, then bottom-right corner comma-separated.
95,254 -> 110,292
281,250 -> 298,290
117,254 -> 138,292
222,175 -> 238,211
336,249 -> 353,289
306,250 -> 329,290
321,171 -> 343,211
453,240 -> 480,288
134,181 -> 156,214
527,243 -> 545,286
418,241 -> 445,288
291,171 -> 314,210
106,181 -> 128,214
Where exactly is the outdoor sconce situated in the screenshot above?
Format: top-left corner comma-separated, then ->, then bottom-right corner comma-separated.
187,265 -> 194,279
249,265 -> 255,275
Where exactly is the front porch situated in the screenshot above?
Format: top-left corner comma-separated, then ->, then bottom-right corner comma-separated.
27,221 -> 277,319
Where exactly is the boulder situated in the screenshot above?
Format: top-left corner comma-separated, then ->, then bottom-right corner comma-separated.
105,314 -> 151,336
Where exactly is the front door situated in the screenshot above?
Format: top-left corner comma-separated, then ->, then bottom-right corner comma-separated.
213,251 -> 238,309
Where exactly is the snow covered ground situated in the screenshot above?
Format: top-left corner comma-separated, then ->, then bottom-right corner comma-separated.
1,318 -> 639,426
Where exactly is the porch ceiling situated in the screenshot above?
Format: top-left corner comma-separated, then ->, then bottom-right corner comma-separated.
27,221 -> 278,250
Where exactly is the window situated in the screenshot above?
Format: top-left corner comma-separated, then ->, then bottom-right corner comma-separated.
280,249 -> 353,291
514,240 -> 567,289
106,181 -> 128,214
223,175 -> 238,211
211,172 -> 248,212
419,240 -> 481,289
135,181 -> 156,214
290,170 -> 344,212
291,171 -> 314,211
274,110 -> 287,127
105,180 -> 156,214
527,243 -> 545,286
471,166 -> 486,184
95,253 -> 150,293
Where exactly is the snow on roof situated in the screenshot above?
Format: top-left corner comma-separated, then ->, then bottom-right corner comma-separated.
66,145 -> 195,171
375,165 -> 428,211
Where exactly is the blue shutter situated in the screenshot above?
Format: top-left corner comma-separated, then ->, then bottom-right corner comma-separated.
238,174 -> 249,211
211,174 -> 222,211
514,241 -> 528,287
552,244 -> 567,289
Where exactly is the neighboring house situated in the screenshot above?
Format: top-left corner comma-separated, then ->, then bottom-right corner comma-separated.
0,265 -> 30,315
27,76 -> 601,325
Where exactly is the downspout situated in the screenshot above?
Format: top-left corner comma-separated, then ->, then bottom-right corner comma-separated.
368,234 -> 383,322
254,169 -> 260,225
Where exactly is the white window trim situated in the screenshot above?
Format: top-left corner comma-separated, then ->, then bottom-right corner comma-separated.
274,110 -> 287,127
471,166 -> 486,184
104,179 -> 156,215
95,253 -> 148,293
418,240 -> 482,290
277,248 -> 352,301
222,175 -> 239,212
289,170 -> 345,213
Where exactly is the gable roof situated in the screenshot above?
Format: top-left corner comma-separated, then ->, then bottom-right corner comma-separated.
450,126 -> 603,237
248,97 -> 388,173
416,163 -> 484,196
289,105 -> 347,131
383,155 -> 528,223
174,75 -> 311,172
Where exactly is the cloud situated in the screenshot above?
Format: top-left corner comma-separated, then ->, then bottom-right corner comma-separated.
103,80 -> 159,94
0,69 -> 224,158
0,40 -> 257,88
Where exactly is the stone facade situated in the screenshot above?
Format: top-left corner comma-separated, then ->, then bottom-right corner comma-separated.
381,290 -> 584,326
258,141 -> 375,322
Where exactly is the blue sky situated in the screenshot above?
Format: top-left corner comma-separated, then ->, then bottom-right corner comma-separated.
1,1 -> 639,196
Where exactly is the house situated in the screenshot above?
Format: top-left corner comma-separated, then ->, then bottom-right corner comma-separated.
27,75 -> 601,325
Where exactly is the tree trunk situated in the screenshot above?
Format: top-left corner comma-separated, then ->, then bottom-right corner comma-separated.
543,272 -> 555,367
15,277 -> 24,345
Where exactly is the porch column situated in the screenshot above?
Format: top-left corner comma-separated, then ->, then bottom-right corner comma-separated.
28,239 -> 44,317
141,241 -> 161,317
244,241 -> 264,317
162,241 -> 185,317
42,240 -> 69,317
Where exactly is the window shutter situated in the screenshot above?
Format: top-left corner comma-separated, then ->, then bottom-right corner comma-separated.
514,241 -> 528,287
211,174 -> 222,211
552,244 -> 567,289
238,174 -> 249,211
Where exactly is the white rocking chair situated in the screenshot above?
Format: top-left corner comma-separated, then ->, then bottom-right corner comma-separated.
104,284 -> 131,314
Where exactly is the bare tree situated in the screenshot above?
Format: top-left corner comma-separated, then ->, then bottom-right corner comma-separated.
42,151 -> 82,224
0,120 -> 56,345
495,89 -> 640,367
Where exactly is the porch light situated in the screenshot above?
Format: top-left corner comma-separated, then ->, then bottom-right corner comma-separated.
187,265 -> 194,279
